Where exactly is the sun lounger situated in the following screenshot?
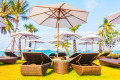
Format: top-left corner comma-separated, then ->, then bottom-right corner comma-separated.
21,52 -> 52,76
69,53 -> 101,75
58,52 -> 66,57
5,51 -> 21,60
49,53 -> 57,59
98,52 -> 110,59
99,58 -> 120,68
0,56 -> 18,64
69,53 -> 81,58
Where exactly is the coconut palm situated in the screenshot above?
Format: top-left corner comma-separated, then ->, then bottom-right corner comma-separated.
54,41 -> 72,55
69,25 -> 81,54
23,24 -> 38,52
99,18 -> 115,35
0,0 -> 14,34
9,0 -> 29,51
98,18 -> 117,52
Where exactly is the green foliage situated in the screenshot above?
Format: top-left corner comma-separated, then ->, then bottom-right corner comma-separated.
0,0 -> 14,34
23,23 -> 38,33
69,25 -> 81,33
98,18 -> 120,50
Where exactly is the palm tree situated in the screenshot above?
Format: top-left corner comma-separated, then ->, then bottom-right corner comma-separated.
98,18 -> 116,52
9,0 -> 29,51
0,0 -> 14,34
69,25 -> 81,54
54,41 -> 72,55
23,24 -> 38,52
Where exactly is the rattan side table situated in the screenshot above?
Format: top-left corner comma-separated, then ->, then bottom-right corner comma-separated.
54,60 -> 69,74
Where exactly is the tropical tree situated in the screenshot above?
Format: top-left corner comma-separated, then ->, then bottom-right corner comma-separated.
23,24 -> 38,52
69,25 -> 81,54
0,0 -> 14,34
98,18 -> 120,52
9,0 -> 29,52
54,41 -> 72,56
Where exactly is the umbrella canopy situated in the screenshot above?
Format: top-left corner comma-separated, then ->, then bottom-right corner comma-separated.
78,41 -> 95,52
49,39 -> 65,44
52,47 -> 63,51
11,31 -> 40,40
106,11 -> 120,24
0,17 -> 7,28
113,35 -> 120,41
29,3 -> 89,54
55,31 -> 81,53
36,47 -> 48,51
55,31 -> 81,40
26,39 -> 45,52
26,39 -> 45,43
23,47 -> 33,50
81,49 -> 86,52
81,34 -> 103,52
11,31 -> 40,51
81,34 -> 103,41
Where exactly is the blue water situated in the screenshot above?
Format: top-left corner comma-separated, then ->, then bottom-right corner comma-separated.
0,50 -> 120,56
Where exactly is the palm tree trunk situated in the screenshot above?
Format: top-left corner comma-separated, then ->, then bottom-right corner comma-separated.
28,42 -> 31,52
99,41 -> 102,53
73,39 -> 77,54
18,38 -> 21,57
11,16 -> 18,52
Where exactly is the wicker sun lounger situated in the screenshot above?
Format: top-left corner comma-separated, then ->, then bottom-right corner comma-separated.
0,56 -> 18,64
58,52 -> 66,57
5,51 -> 21,60
21,52 -> 52,76
49,53 -> 57,59
98,52 -> 110,59
69,53 -> 101,75
69,53 -> 81,58
99,58 -> 120,68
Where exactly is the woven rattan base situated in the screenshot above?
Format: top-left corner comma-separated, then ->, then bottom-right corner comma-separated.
54,61 -> 69,74
71,63 -> 101,75
21,62 -> 51,76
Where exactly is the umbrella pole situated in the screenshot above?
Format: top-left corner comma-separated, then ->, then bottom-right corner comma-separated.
57,9 -> 60,57
86,44 -> 87,53
24,39 -> 26,52
92,41 -> 93,52
34,42 -> 36,52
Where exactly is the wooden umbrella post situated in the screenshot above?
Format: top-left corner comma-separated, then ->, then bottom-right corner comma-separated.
86,43 -> 87,53
92,41 -> 93,52
24,39 -> 26,52
34,42 -> 36,52
57,9 -> 60,56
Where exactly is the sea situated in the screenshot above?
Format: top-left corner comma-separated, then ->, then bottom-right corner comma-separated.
0,50 -> 120,56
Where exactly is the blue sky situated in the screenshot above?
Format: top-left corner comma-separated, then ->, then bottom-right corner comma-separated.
0,0 -> 120,51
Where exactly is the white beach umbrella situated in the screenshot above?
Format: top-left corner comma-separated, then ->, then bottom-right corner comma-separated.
52,47 -> 63,51
81,34 -> 103,52
49,39 -> 65,44
106,11 -> 120,24
11,31 -> 40,51
27,39 -> 45,51
113,35 -> 120,41
62,49 -> 67,52
0,17 -> 7,28
55,31 -> 81,53
29,3 -> 89,53
78,41 -> 95,52
36,47 -> 48,51
81,49 -> 86,52
23,47 -> 33,50
11,31 -> 40,40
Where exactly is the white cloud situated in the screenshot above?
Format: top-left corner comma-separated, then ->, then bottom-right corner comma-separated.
84,0 -> 98,11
